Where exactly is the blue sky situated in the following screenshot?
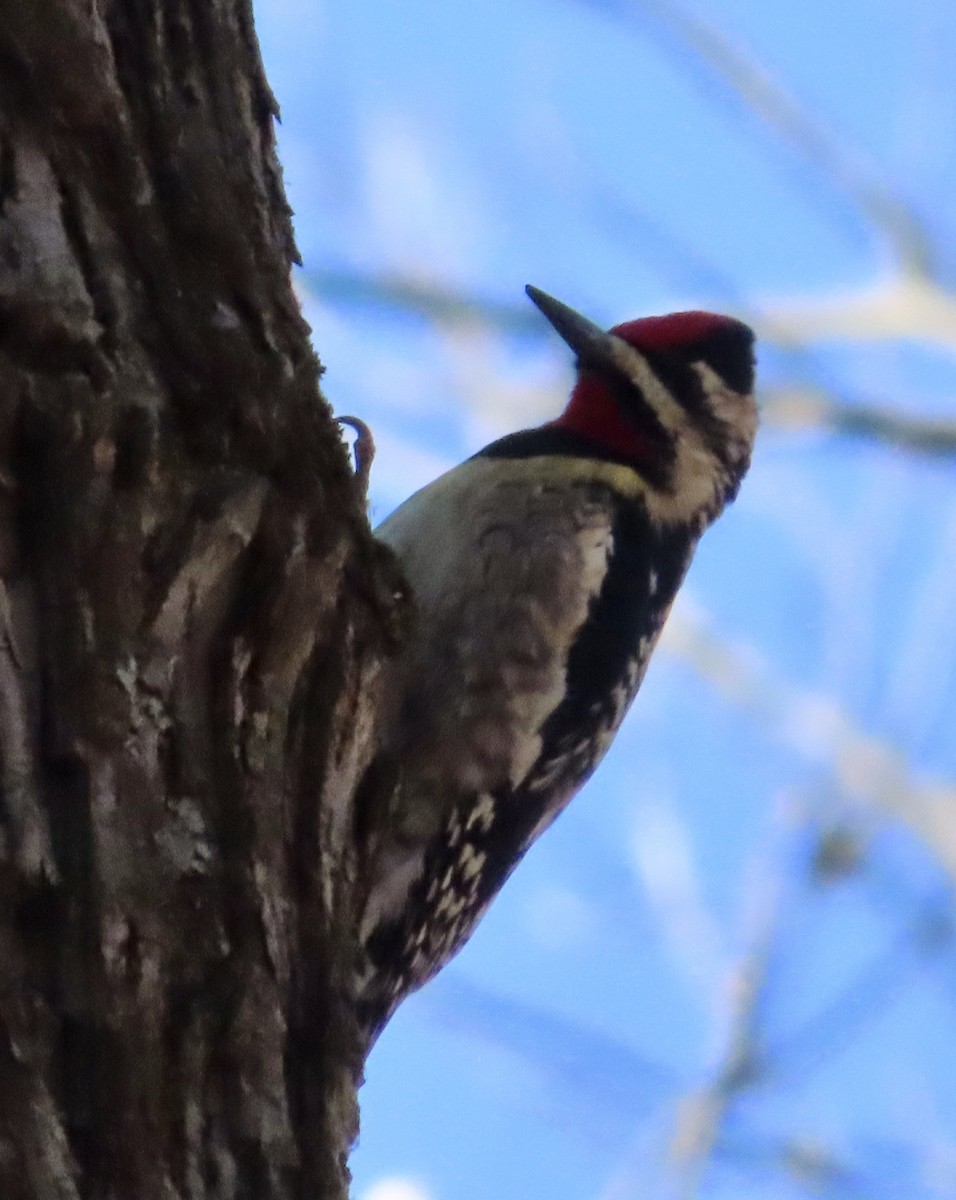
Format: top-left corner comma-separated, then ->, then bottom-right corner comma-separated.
255,2 -> 956,1196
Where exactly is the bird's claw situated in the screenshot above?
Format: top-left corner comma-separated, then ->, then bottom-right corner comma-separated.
339,415 -> 375,501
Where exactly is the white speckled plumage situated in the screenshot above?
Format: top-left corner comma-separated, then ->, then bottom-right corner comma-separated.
353,286 -> 758,1039
376,456 -> 618,796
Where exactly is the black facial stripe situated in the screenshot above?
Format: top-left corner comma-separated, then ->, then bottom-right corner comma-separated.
385,490 -> 699,941
478,490 -> 695,864
641,352 -> 734,466
524,492 -> 693,791
699,327 -> 755,395
357,484 -> 704,1027
473,426 -> 674,490
657,326 -> 755,396
597,330 -> 751,471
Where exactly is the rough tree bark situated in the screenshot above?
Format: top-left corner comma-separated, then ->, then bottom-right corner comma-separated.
0,3 -> 400,1197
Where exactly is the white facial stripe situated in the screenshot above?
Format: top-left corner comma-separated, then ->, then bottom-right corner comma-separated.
606,336 -> 690,434
693,361 -> 759,453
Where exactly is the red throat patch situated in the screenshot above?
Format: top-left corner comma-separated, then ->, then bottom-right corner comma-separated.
551,372 -> 658,466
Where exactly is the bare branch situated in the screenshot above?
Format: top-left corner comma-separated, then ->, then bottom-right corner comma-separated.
578,0 -> 935,275
661,805 -> 794,1200
297,269 -> 543,335
766,903 -> 952,1083
662,606 -> 956,883
762,386 -> 956,456
764,275 -> 956,353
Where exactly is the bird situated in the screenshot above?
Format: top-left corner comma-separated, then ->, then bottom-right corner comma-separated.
353,284 -> 757,1040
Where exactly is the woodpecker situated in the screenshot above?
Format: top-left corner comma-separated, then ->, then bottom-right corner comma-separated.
355,285 -> 757,1039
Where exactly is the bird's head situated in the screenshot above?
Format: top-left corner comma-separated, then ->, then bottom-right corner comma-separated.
526,285 -> 758,522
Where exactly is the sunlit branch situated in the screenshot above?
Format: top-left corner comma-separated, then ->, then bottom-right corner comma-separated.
764,275 -> 956,354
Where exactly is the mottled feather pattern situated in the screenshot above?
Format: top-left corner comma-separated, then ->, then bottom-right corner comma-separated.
371,457 -> 622,801
357,457 -> 700,1031
354,292 -> 757,1039
521,495 -> 695,830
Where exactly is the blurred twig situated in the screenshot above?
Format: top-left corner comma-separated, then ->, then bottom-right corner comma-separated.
565,0 -> 956,361
664,929 -> 773,1199
763,387 -> 956,455
660,828 -> 951,1198
766,275 -> 956,352
424,976 -> 674,1138
662,605 -> 956,883
716,1133 -> 907,1199
765,903 -> 953,1083
300,268 -> 956,457
660,800 -> 806,1200
581,0 -> 956,352
297,267 -> 543,333
576,0 -> 934,276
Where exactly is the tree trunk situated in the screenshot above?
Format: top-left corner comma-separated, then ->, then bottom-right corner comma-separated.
0,3 -> 395,1196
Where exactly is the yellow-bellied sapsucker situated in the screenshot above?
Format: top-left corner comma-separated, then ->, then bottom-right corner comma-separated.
355,285 -> 757,1039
